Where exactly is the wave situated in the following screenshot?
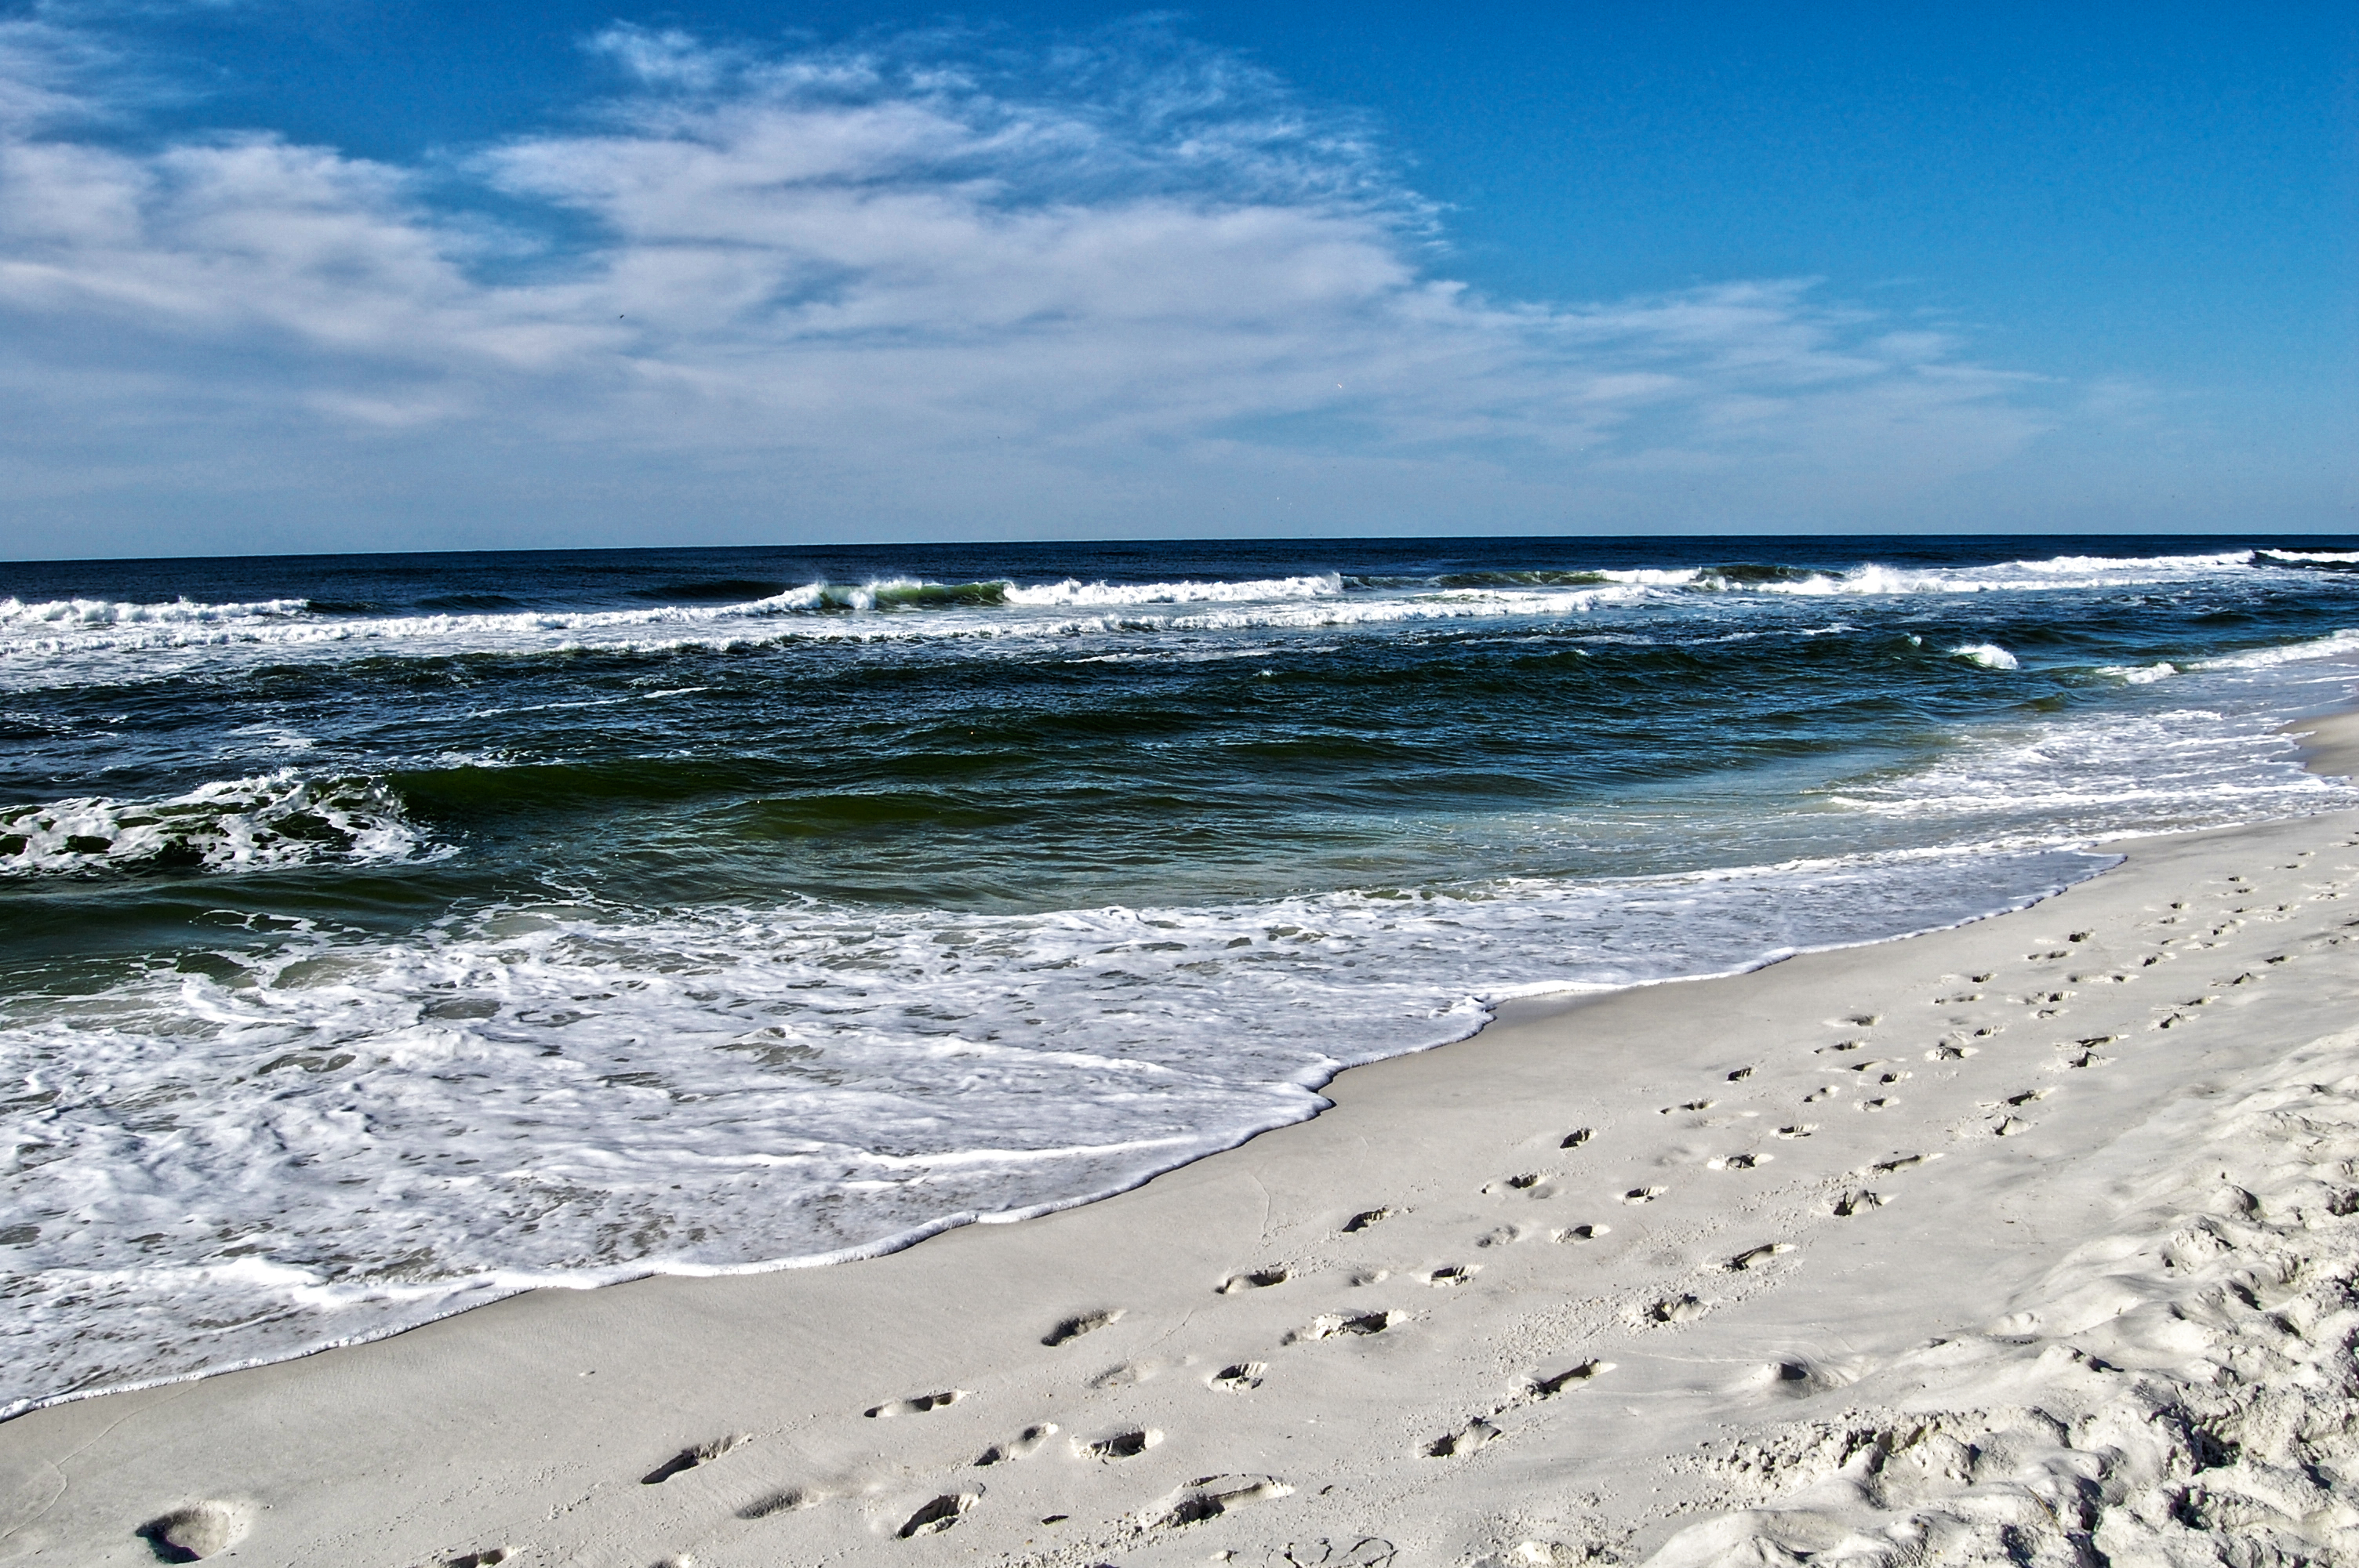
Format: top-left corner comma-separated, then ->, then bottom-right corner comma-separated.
1375,551 -> 2287,601
2199,627 -> 2359,671
2,551 -> 2348,691
1003,573 -> 1343,607
0,594 -> 309,627
1740,551 -> 2261,598
2255,550 -> 2359,572
0,581 -> 1662,681
0,771 -> 438,874
1950,643 -> 2021,670
763,578 -> 1012,612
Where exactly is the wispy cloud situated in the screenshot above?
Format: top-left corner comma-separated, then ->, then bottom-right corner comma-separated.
0,21 -> 2064,554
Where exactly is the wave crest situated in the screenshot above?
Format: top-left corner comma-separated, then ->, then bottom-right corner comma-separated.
0,771 -> 438,875
0,595 -> 309,628
1004,573 -> 1344,607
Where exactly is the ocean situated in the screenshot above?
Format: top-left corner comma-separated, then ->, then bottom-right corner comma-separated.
3,533 -> 2356,1417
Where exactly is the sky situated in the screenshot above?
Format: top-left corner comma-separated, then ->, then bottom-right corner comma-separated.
0,1 -> 2351,559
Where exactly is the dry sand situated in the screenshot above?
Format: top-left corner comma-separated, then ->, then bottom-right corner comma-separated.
7,799 -> 2359,1566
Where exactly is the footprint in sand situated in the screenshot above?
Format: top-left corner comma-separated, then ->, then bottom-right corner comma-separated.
1088,1360 -> 1162,1390
739,1486 -> 824,1519
1726,1066 -> 1754,1082
1219,1267 -> 1290,1294
1754,1357 -> 1856,1398
1209,1362 -> 1267,1391
1706,1153 -> 1768,1171
1857,1098 -> 1896,1111
1482,1172 -> 1553,1196
1725,1242 -> 1794,1272
1529,1361 -> 1612,1397
1830,1189 -> 1886,1216
1554,1223 -> 1609,1243
1340,1207 -> 1396,1233
1659,1099 -> 1714,1114
1775,1123 -> 1816,1138
1077,1428 -> 1161,1461
1560,1128 -> 1594,1149
136,1504 -> 249,1563
1289,1311 -> 1401,1342
1423,1417 -> 1499,1457
1145,1473 -> 1292,1528
1801,1086 -> 1836,1103
1426,1264 -> 1480,1287
1621,1186 -> 1663,1204
864,1391 -> 964,1417
1042,1310 -> 1123,1347
1644,1294 -> 1709,1325
896,1493 -> 977,1538
438,1553 -> 510,1568
642,1436 -> 747,1483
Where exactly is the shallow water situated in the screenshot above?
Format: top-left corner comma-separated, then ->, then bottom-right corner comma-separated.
2,533 -> 2356,1414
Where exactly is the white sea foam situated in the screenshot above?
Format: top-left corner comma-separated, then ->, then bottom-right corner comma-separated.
1004,573 -> 1343,606
0,594 -> 308,627
1950,642 -> 2020,670
1821,702 -> 2357,838
1746,551 -> 2261,597
0,771 -> 438,874
2198,626 -> 2359,670
2099,662 -> 2177,684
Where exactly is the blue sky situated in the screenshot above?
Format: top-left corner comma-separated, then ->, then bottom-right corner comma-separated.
0,1 -> 2350,557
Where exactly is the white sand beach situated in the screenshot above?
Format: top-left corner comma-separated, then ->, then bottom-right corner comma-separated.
7,792 -> 2359,1565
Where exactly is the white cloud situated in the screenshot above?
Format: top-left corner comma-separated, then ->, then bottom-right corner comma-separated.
0,23 -> 2073,554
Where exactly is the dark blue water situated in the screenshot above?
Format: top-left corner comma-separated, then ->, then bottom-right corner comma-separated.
3,533 -> 2355,1414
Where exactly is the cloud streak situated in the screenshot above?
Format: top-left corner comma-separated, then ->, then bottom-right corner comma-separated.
0,21 -> 2063,554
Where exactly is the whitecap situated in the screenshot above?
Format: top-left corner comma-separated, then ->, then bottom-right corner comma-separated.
1003,574 -> 1343,607
0,771 -> 439,874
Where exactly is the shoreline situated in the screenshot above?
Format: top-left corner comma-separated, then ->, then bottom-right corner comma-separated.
0,853 -> 2120,1432
4,793 -> 2358,1563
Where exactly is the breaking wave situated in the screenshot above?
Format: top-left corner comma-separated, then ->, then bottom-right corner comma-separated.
1,771 -> 438,875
